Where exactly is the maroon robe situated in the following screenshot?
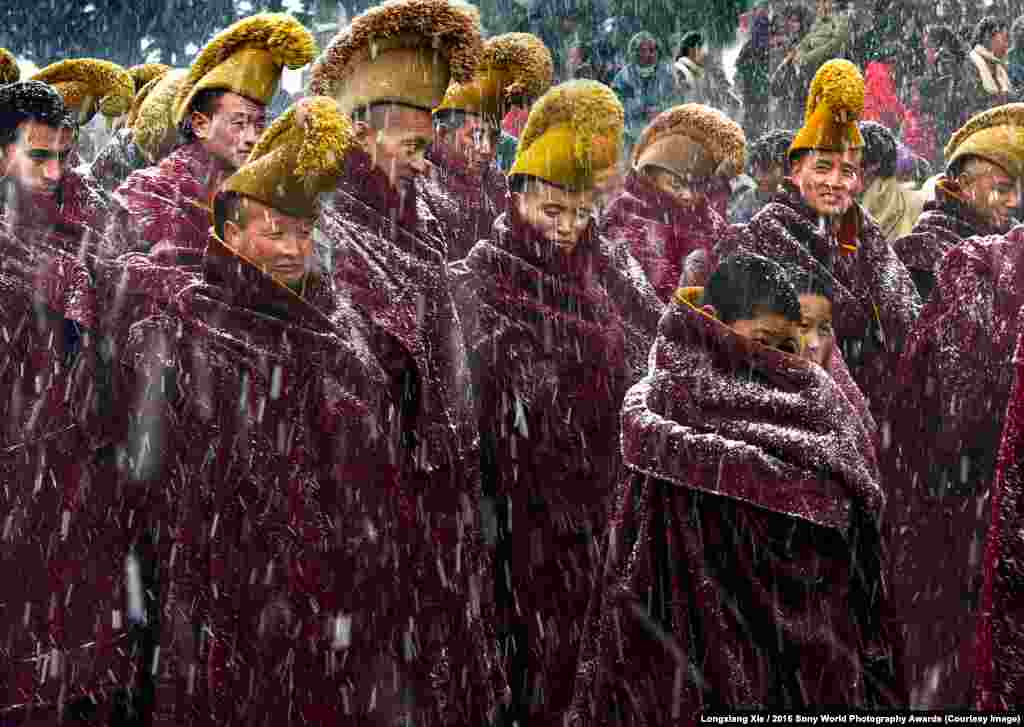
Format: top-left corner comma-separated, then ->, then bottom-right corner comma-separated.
0,227 -> 136,723
111,141 -> 226,258
450,210 -> 630,726
888,226 -> 1024,708
891,176 -> 1003,302
419,148 -> 508,262
0,167 -> 113,259
601,171 -> 729,303
975,326 -> 1024,709
316,150 -> 494,722
568,293 -> 900,726
89,127 -> 149,194
714,182 -> 921,416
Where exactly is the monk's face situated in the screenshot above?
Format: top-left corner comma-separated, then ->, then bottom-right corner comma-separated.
1,120 -> 74,196
791,148 -> 862,218
357,104 -> 433,188
645,166 -> 702,207
225,198 -> 314,285
797,293 -> 834,368
434,112 -> 498,171
730,310 -> 801,355
513,177 -> 596,255
192,91 -> 267,171
958,158 -> 1019,232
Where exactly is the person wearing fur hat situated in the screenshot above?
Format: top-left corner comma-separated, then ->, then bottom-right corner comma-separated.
111,13 -> 315,260
309,1 -> 496,722
449,79 -> 635,726
893,104 -> 1024,303
602,103 -> 744,303
885,114 -> 1024,710
89,64 -> 175,192
567,252 -> 900,725
0,79 -> 116,257
0,47 -> 20,85
424,32 -> 553,261
713,59 -> 920,418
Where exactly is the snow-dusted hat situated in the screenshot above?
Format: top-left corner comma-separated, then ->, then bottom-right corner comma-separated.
509,79 -> 623,192
0,49 -> 19,86
220,96 -> 354,221
309,0 -> 482,115
173,13 -> 316,126
945,103 -> 1024,179
633,103 -> 746,180
128,64 -> 172,95
31,59 -> 133,125
0,81 -> 68,132
434,32 -> 552,124
789,59 -> 865,157
131,68 -> 189,163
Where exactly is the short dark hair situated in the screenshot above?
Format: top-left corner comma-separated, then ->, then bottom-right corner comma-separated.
785,264 -> 835,301
0,81 -> 73,149
213,190 -> 248,240
178,87 -> 229,142
676,31 -> 704,60
704,252 -> 802,325
748,129 -> 794,175
974,15 -> 1009,48
858,121 -> 897,178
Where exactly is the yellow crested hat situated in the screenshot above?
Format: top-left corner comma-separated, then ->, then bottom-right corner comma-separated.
174,13 -> 316,125
309,0 -> 482,115
222,96 -> 355,220
131,68 -> 189,164
434,32 -> 552,123
31,58 -> 133,124
129,63 -> 172,94
945,103 -> 1024,179
509,79 -> 623,192
789,59 -> 865,157
0,49 -> 19,86
633,103 -> 746,180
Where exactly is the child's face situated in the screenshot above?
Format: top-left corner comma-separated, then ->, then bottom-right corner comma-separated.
731,311 -> 800,355
797,293 -> 834,367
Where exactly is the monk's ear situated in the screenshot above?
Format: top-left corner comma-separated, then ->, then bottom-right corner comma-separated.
352,120 -> 372,151
223,219 -> 243,250
701,304 -> 718,320
190,110 -> 211,140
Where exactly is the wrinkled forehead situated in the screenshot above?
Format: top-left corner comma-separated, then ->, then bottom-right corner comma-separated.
216,91 -> 267,117
530,177 -> 597,210
18,120 -> 74,150
803,148 -> 862,169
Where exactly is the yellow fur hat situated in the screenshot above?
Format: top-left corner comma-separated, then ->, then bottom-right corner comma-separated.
221,96 -> 354,220
0,49 -> 19,86
434,32 -> 553,123
174,13 -> 316,125
789,59 -> 865,157
309,0 -> 482,115
31,58 -> 133,124
129,63 -> 172,94
131,68 -> 189,164
632,103 -> 746,180
945,103 -> 1024,179
509,79 -> 624,191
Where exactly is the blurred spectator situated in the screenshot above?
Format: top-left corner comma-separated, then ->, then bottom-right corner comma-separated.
901,81 -> 940,164
966,16 -> 1012,113
1008,15 -> 1024,88
672,31 -> 712,105
859,121 -> 929,240
729,128 -> 793,223
769,4 -> 814,130
918,24 -> 972,165
862,44 -> 906,132
735,14 -> 773,137
792,0 -> 854,75
611,31 -> 676,150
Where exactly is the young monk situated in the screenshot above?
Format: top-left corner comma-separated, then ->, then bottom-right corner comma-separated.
569,252 -> 901,724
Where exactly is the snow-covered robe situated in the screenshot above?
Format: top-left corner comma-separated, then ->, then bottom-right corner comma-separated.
111,141 -> 225,258
419,148 -> 508,262
89,127 -> 150,194
888,227 -> 1024,708
0,227 -> 135,722
0,167 -> 113,260
891,176 -> 1004,303
975,325 -> 1024,709
568,293 -> 901,726
316,150 -> 494,723
601,171 -> 728,304
450,210 -> 630,726
714,182 -> 921,415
